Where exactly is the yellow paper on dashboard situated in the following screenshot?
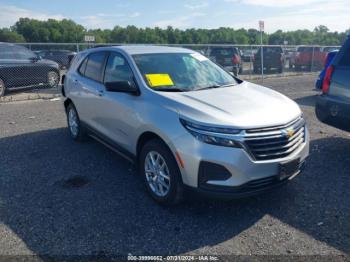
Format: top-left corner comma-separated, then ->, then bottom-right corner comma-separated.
145,74 -> 174,87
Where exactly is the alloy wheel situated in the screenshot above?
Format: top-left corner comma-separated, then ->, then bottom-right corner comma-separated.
48,71 -> 59,87
144,151 -> 171,197
68,108 -> 79,137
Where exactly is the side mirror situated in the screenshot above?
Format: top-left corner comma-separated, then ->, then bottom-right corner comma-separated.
105,81 -> 139,95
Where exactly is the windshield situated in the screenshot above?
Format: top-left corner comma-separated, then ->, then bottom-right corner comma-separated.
258,47 -> 282,54
210,48 -> 238,56
132,52 -> 237,91
0,45 -> 38,60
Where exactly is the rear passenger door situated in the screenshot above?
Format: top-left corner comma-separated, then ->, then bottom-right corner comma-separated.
73,51 -> 108,130
329,40 -> 350,99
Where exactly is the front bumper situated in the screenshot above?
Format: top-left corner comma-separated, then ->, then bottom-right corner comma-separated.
187,160 -> 306,199
173,127 -> 310,198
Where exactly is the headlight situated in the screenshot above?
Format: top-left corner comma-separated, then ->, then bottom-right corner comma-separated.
180,119 -> 242,148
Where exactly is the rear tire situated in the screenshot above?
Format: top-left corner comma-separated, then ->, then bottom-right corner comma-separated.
139,139 -> 184,206
66,103 -> 87,142
0,78 -> 5,97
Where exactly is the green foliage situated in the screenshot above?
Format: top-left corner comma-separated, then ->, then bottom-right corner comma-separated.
0,18 -> 348,46
12,18 -> 85,43
0,28 -> 25,42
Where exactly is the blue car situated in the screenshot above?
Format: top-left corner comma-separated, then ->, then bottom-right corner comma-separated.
315,50 -> 338,89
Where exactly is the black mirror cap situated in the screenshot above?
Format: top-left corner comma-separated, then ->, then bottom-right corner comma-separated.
105,81 -> 140,95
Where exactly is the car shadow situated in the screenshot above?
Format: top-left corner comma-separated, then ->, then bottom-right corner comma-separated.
294,95 -> 317,107
0,129 -> 349,255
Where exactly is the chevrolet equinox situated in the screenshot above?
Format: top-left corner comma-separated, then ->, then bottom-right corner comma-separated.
63,46 -> 309,205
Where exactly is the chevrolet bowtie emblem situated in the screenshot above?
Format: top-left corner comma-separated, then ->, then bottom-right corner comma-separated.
286,129 -> 295,138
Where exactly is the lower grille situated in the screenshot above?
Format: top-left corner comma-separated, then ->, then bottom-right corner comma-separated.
244,117 -> 306,161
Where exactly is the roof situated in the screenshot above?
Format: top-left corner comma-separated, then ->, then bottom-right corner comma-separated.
110,45 -> 194,55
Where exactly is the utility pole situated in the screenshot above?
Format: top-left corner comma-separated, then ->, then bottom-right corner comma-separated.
259,20 -> 265,82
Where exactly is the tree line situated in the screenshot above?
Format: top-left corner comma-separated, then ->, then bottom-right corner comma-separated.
0,18 -> 348,46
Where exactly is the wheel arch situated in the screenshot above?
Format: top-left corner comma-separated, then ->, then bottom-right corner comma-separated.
136,131 -> 181,168
136,130 -> 185,185
136,131 -> 165,158
64,98 -> 73,111
0,74 -> 7,86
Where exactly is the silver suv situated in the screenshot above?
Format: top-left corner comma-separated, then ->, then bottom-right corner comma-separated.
63,45 -> 309,205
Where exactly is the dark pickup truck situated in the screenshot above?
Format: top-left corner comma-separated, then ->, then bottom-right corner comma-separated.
208,46 -> 242,76
253,46 -> 285,74
35,50 -> 76,69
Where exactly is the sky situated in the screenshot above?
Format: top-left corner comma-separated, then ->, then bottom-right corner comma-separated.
0,0 -> 349,33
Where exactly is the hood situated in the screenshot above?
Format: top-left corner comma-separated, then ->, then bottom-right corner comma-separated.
160,81 -> 301,129
37,58 -> 60,67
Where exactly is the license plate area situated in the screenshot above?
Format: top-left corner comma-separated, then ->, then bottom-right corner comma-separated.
279,158 -> 300,180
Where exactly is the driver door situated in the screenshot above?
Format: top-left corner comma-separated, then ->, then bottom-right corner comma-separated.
98,52 -> 139,152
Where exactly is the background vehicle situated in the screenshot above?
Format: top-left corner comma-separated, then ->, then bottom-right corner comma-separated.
291,46 -> 326,71
322,46 -> 338,53
35,50 -> 76,69
315,50 -> 338,89
241,49 -> 256,62
0,43 -> 60,97
253,46 -> 285,73
63,46 -> 309,205
283,47 -> 296,68
316,36 -> 350,131
208,46 -> 242,75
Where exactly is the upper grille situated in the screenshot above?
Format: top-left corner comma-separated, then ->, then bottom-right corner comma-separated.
244,117 -> 306,161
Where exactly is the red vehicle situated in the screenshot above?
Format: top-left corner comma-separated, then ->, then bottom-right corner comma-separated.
291,46 -> 326,71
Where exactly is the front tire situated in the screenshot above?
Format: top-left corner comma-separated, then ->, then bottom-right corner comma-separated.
66,103 -> 87,141
140,139 -> 184,205
0,78 -> 5,97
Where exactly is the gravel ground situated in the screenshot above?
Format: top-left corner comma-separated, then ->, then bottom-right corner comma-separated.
0,74 -> 349,257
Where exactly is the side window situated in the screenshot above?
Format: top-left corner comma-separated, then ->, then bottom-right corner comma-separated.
339,45 -> 350,67
84,52 -> 107,82
78,57 -> 88,75
104,52 -> 134,83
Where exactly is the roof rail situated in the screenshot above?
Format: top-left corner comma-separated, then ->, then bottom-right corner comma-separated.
90,44 -> 121,49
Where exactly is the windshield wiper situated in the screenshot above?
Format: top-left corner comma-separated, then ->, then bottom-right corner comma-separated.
155,87 -> 186,92
195,83 -> 235,91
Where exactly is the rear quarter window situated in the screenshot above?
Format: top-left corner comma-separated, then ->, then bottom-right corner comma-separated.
78,56 -> 88,75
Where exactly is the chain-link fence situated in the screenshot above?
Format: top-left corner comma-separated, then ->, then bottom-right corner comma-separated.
0,42 -> 340,97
